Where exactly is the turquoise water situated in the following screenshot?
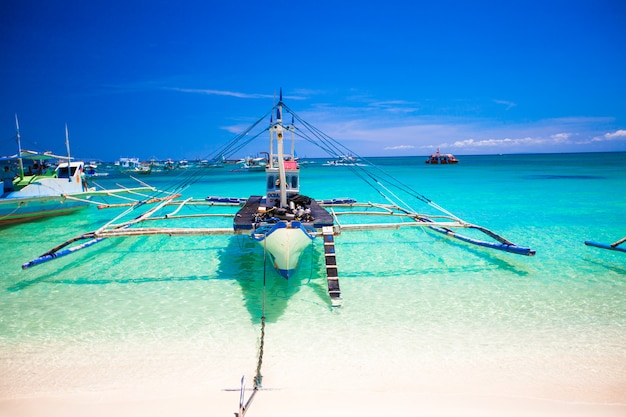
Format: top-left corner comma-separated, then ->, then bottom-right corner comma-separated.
1,152 -> 625,400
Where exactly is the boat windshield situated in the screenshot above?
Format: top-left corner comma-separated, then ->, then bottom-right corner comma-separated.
57,166 -> 78,178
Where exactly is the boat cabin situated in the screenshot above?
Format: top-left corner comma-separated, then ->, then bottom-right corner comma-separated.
265,160 -> 299,201
56,161 -> 84,178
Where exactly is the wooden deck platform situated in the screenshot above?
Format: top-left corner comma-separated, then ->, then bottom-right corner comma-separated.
233,196 -> 263,230
233,195 -> 334,231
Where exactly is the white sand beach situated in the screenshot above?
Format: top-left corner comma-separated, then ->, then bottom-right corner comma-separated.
2,153 -> 625,417
1,338 -> 624,417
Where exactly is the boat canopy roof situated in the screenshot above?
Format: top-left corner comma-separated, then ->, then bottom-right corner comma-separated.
0,150 -> 72,162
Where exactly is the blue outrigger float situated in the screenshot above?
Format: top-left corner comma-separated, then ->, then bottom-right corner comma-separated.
585,237 -> 626,253
22,92 -> 535,307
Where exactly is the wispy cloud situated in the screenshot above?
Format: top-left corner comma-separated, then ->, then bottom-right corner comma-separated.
167,88 -> 274,99
384,145 -> 415,150
167,87 -> 309,101
366,100 -> 421,114
550,132 -> 572,143
445,137 -> 545,148
298,106 -> 625,155
493,99 -> 517,110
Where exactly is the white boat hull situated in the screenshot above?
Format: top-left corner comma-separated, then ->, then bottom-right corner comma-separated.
253,221 -> 315,278
1,162 -> 90,225
0,196 -> 87,224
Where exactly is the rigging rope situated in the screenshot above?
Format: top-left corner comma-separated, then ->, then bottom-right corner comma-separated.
109,100 -> 463,226
118,100 -> 465,233
281,102 -> 461,219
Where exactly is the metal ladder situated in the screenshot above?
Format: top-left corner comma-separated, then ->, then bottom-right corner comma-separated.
322,226 -> 342,306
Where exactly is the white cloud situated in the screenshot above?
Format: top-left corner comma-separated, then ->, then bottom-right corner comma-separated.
167,87 -> 310,101
493,99 -> 517,110
550,132 -> 571,143
208,98 -> 625,156
169,88 -> 274,99
384,145 -> 415,150
592,129 -> 626,142
221,123 -> 251,134
447,137 -> 544,148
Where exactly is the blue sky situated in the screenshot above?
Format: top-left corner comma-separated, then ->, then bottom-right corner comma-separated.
1,0 -> 625,161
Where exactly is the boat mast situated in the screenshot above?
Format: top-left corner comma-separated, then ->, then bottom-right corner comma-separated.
65,124 -> 71,161
289,115 -> 295,160
275,94 -> 288,207
65,124 -> 72,181
269,113 -> 274,169
14,114 -> 24,180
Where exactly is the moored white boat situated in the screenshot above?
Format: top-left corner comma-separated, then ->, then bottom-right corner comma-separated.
0,159 -> 93,224
323,155 -> 365,166
252,221 -> 316,276
233,98 -> 332,278
23,92 -> 535,309
238,154 -> 269,171
116,157 -> 151,174
1,119 -> 158,226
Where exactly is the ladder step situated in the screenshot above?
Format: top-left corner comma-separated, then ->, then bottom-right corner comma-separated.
326,268 -> 338,278
322,226 -> 341,304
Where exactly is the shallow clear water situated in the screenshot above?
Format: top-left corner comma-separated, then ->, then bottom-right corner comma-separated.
1,152 -> 625,398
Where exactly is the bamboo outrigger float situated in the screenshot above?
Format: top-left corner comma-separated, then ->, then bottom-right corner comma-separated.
22,92 -> 535,306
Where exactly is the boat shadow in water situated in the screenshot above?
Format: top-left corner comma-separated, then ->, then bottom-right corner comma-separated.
11,234 -> 228,292
13,234 -> 330,322
423,230 -> 533,277
217,235 -> 329,324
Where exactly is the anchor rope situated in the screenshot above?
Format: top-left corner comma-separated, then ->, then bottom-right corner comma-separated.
251,239 -> 269,393
235,239 -> 268,417
254,242 -> 267,389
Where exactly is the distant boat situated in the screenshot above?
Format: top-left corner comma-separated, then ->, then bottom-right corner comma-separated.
1,157 -> 93,225
425,149 -> 459,164
1,118 -> 155,226
84,162 -> 109,177
238,154 -> 269,171
323,155 -> 365,166
116,157 -> 151,174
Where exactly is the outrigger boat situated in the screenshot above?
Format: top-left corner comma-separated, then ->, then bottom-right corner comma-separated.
1,118 -> 157,226
323,155 -> 365,166
425,149 -> 459,164
22,93 -> 535,306
116,157 -> 152,175
237,154 -> 269,171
